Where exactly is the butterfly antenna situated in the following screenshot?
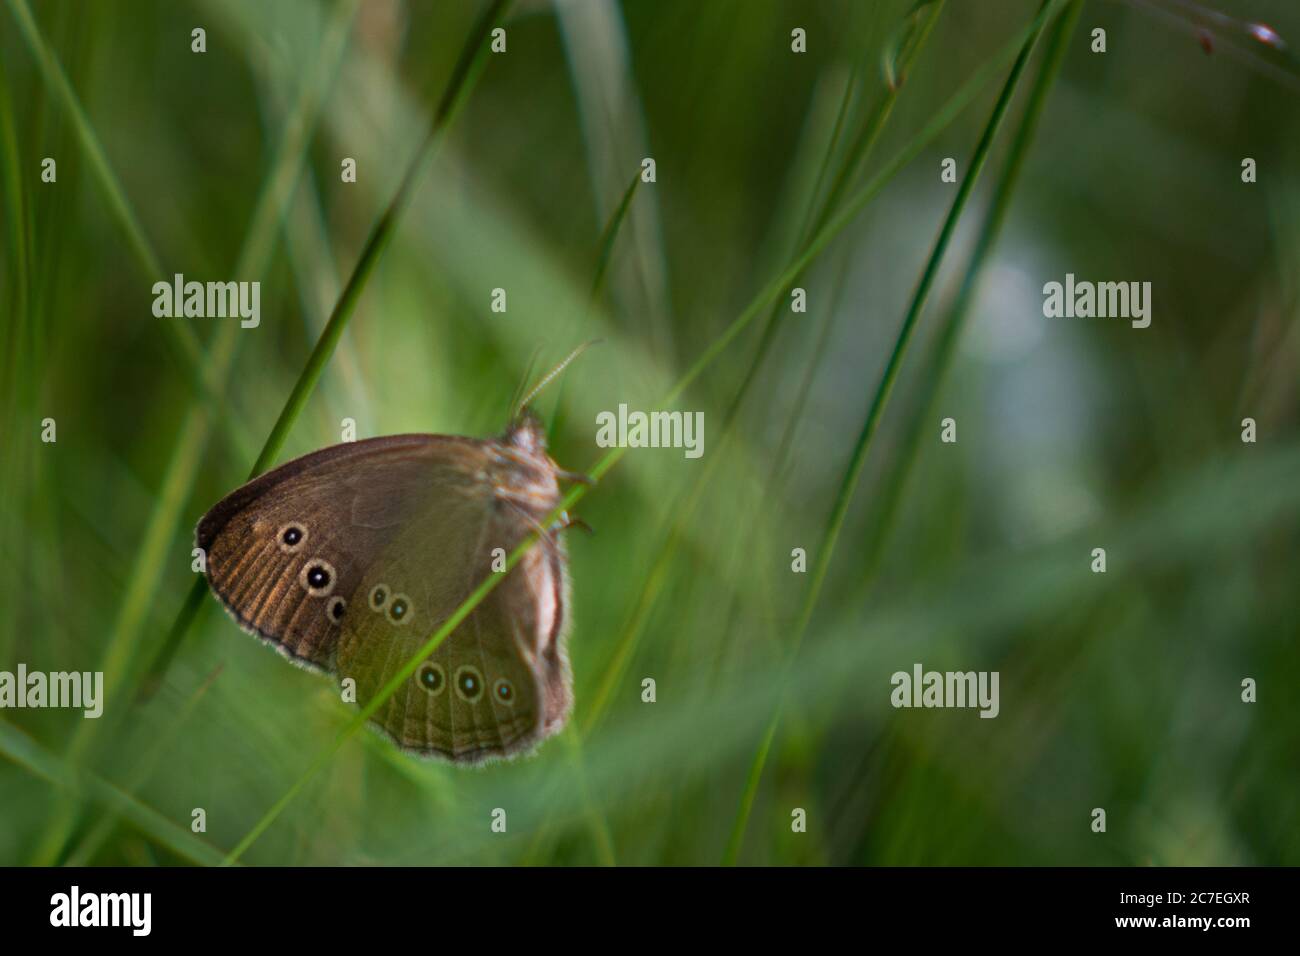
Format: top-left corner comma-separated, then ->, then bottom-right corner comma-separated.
507,344 -> 546,423
514,339 -> 603,418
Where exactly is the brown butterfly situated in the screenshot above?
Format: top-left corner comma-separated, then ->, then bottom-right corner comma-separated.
196,397 -> 587,765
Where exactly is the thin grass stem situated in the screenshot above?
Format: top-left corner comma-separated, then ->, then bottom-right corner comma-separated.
722,0 -> 1062,865
859,0 -> 1083,592
222,2 -> 1065,864
136,0 -> 516,701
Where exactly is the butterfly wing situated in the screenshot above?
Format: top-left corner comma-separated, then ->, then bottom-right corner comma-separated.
334,462 -> 571,763
197,434 -> 485,671
198,430 -> 573,764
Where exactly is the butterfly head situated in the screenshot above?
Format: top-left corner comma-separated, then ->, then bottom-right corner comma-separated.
504,406 -> 547,454
501,407 -> 592,493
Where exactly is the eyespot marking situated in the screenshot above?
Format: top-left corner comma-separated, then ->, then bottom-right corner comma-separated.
418,663 -> 445,695
387,593 -> 412,626
327,596 -> 346,622
300,559 -> 336,597
493,678 -> 515,705
454,666 -> 483,702
277,522 -> 308,554
369,585 -> 389,611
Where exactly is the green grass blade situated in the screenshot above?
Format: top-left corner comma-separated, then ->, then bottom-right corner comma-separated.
0,56 -> 32,669
26,0 -> 365,865
549,167 -> 642,439
581,0 -> 1044,739
243,1 -> 498,479
137,0 -> 516,701
556,0 -> 674,358
3,0 -> 164,277
709,247 -> 856,686
574,3 -> 949,738
816,0 -> 945,240
860,0 -> 1083,589
563,729 -> 617,866
590,170 -> 642,302
716,0 -> 945,435
2,0 -> 245,422
64,665 -> 224,865
538,166 -> 649,860
708,2 -> 945,447
722,0 -> 1062,865
519,29 -> 952,865
659,4 -> 1054,414
221,0 -> 1065,864
0,719 -> 227,866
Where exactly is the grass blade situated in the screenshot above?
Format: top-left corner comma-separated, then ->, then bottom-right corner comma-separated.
549,167 -> 642,439
137,0 -> 516,699
579,2 -> 948,739
222,0 -> 1066,864
64,665 -> 225,865
27,0 -> 365,865
3,0 -> 250,438
722,0 -> 1062,865
860,0 -> 1084,590
0,720 -> 227,866
590,170 -> 643,302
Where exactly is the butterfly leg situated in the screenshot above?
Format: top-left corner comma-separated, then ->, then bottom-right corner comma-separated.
555,512 -> 594,537
553,466 -> 594,485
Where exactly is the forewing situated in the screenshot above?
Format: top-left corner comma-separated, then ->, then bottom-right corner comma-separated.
197,434 -> 484,670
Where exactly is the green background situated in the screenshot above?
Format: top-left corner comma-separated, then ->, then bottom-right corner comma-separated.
1,0 -> 1297,865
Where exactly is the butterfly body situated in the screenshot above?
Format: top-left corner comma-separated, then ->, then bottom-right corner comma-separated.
197,413 -> 573,764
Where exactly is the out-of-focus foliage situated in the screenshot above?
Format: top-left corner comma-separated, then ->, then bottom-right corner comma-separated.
0,0 -> 1297,865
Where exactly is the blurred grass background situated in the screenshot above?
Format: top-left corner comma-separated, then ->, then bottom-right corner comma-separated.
1,0 -> 1298,866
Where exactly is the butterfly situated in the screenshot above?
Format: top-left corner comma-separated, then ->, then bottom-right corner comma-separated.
196,391 -> 589,765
